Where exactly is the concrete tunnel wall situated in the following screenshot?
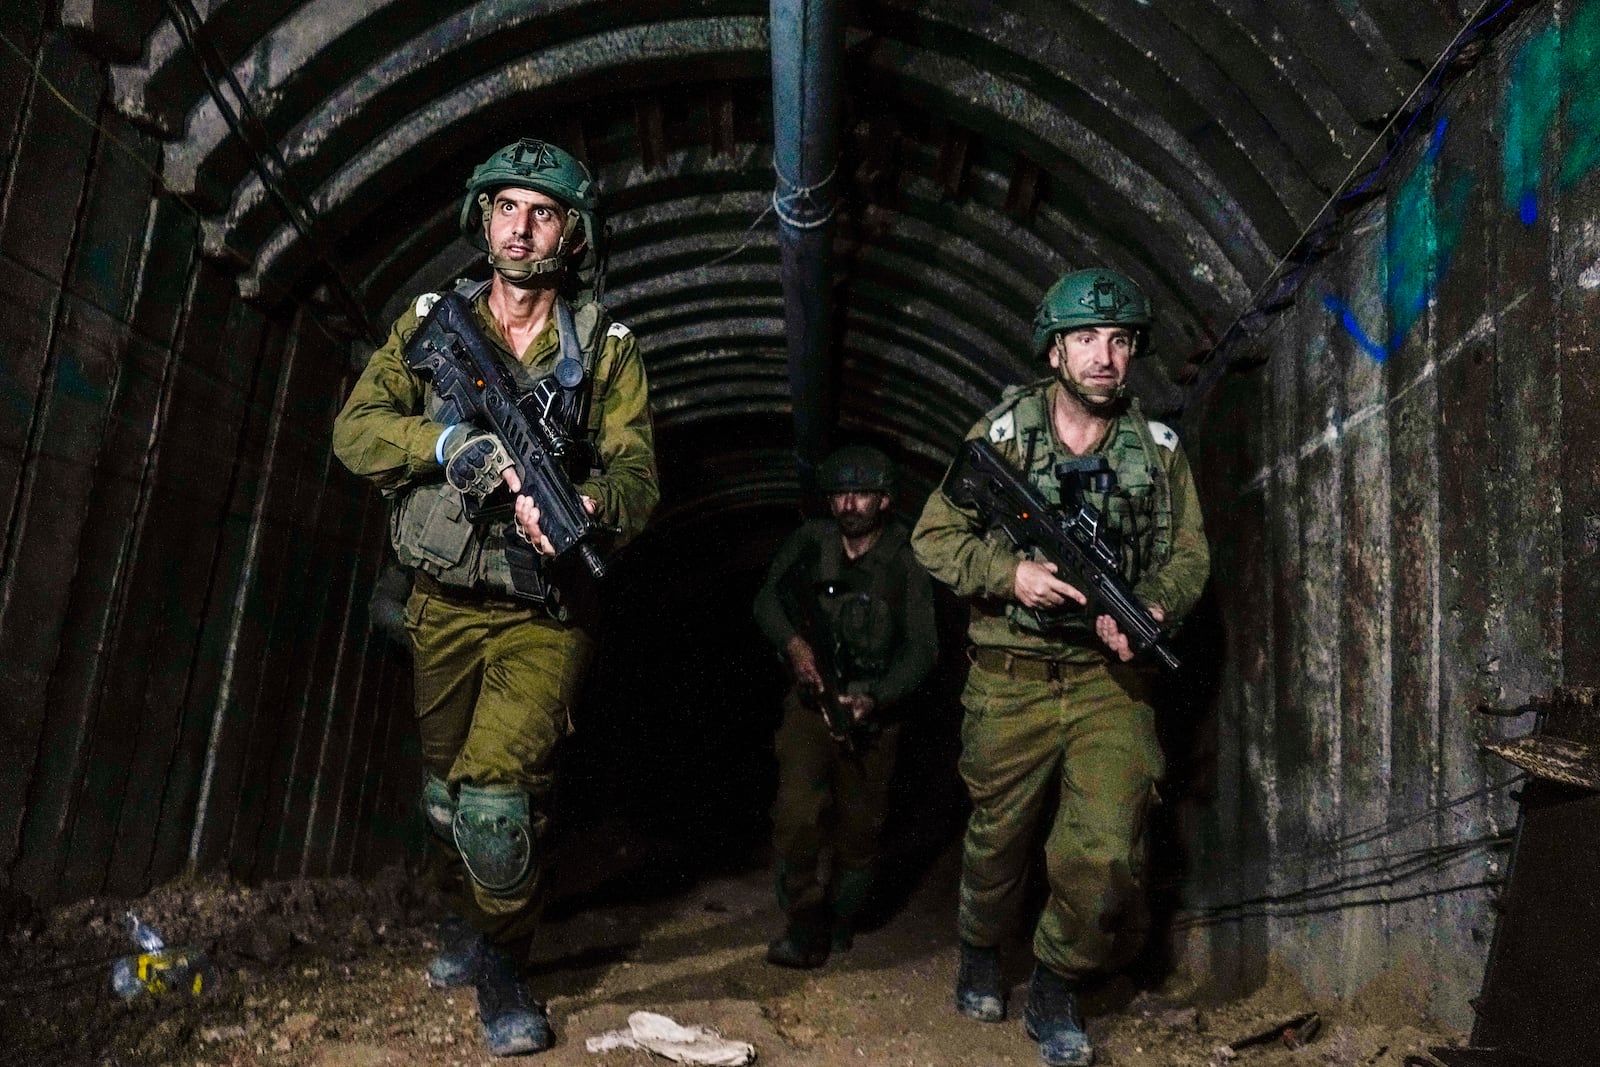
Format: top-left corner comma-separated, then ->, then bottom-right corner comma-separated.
0,16 -> 413,903
1178,3 -> 1600,1029
1,0 -> 1597,1036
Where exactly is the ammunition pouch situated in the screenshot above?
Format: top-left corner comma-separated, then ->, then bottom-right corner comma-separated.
390,481 -> 474,573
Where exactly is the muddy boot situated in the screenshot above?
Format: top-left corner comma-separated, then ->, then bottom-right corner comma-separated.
765,907 -> 831,969
954,941 -> 1005,1022
473,942 -> 553,1056
426,915 -> 486,989
829,867 -> 873,952
1022,963 -> 1093,1066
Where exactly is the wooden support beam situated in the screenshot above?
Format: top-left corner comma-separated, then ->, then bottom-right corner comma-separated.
636,99 -> 666,170
1004,156 -> 1042,218
709,87 -> 736,157
935,122 -> 969,200
557,118 -> 590,168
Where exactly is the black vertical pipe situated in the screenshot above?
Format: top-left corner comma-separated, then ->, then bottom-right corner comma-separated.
770,0 -> 841,487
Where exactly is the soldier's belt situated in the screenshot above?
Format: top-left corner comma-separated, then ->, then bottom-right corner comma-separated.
969,646 -> 1094,682
414,571 -> 528,609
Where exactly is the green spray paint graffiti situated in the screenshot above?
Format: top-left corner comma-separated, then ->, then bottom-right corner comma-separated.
1503,25 -> 1559,225
1329,0 -> 1600,362
1506,2 -> 1600,217
1325,120 -> 1469,363
1559,1 -> 1600,187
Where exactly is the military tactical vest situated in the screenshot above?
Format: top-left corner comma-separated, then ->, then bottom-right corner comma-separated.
988,381 -> 1173,637
389,282 -> 609,602
778,520 -> 911,683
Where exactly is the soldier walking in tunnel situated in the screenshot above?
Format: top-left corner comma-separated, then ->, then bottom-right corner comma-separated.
332,138 -> 658,1056
912,269 -> 1209,1067
752,446 -> 938,969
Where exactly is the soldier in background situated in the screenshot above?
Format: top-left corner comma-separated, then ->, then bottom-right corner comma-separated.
333,138 -> 658,1056
912,269 -> 1209,1067
753,446 -> 938,968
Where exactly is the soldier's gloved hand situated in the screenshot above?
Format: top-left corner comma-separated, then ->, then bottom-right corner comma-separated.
443,428 -> 515,499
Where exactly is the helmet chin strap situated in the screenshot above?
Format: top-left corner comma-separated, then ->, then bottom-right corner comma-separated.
480,195 -> 582,287
1062,376 -> 1128,414
1053,334 -> 1130,415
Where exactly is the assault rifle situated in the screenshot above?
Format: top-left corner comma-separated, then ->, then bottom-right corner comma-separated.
403,290 -> 607,585
779,570 -> 866,754
944,437 -> 1180,671
801,650 -> 860,756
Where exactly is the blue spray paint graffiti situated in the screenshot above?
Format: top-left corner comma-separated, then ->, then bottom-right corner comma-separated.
1322,294 -> 1386,362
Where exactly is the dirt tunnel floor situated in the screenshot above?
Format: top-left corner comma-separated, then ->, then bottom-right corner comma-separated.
0,839 -> 1462,1067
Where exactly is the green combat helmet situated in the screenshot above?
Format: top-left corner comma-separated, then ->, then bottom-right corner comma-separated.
1032,267 -> 1151,413
818,445 -> 895,494
1031,267 -> 1151,357
460,138 -> 602,295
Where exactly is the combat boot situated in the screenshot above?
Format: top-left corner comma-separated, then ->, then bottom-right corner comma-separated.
426,915 -> 485,989
473,941 -> 553,1056
954,941 -> 1005,1022
765,906 -> 831,969
829,867 -> 873,952
1022,963 -> 1093,1066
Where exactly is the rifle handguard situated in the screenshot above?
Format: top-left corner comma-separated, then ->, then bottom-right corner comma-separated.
945,438 -> 1181,672
403,290 -> 609,584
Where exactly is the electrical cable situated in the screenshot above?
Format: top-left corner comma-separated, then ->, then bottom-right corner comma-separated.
1176,876 -> 1503,927
0,20 -> 369,357
1342,0 -> 1522,202
160,0 -> 384,346
688,200 -> 778,271
1148,775 -> 1526,923
1241,773 -> 1526,868
1180,0 -> 1521,417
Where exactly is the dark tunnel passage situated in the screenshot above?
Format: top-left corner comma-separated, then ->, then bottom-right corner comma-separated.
4,0 -> 1600,1062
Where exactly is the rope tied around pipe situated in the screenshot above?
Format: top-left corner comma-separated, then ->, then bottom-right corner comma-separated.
771,155 -> 839,229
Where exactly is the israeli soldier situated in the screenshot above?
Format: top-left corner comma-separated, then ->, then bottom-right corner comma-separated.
911,269 -> 1208,1067
752,446 -> 938,968
332,138 -> 657,1056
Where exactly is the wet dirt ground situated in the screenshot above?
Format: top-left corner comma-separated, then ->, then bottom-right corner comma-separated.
0,830 -> 1462,1067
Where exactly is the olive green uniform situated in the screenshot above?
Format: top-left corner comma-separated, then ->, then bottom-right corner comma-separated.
753,517 -> 937,921
332,289 -> 657,944
912,379 -> 1207,978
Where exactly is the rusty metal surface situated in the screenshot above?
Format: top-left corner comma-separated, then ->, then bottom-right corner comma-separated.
1181,0 -> 1598,1031
0,31 -> 417,906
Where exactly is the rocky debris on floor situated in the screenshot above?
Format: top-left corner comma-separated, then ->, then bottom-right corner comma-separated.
0,857 -> 1464,1067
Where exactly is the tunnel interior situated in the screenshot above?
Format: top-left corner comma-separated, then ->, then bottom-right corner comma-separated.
3,0 -> 1599,1051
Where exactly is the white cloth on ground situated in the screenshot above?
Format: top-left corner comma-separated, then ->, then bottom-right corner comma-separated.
584,1010 -> 756,1065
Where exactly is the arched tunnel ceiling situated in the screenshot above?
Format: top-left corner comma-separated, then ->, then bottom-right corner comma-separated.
71,0 -> 1474,526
